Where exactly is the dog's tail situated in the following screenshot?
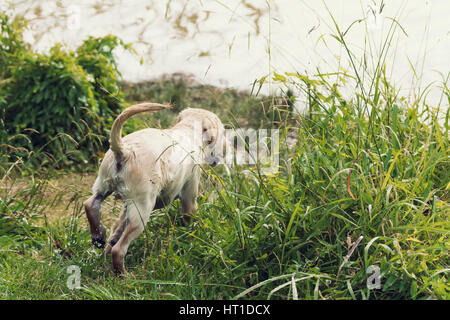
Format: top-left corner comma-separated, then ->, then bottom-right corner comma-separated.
110,102 -> 172,159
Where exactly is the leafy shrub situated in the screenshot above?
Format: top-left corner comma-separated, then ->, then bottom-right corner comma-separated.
0,13 -> 132,169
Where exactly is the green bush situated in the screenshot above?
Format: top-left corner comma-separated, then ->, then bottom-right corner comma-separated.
0,13 -> 131,169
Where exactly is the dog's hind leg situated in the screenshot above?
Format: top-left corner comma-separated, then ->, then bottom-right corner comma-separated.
84,191 -> 110,248
105,204 -> 128,255
111,197 -> 155,274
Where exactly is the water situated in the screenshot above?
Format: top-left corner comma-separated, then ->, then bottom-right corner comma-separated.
3,0 -> 449,113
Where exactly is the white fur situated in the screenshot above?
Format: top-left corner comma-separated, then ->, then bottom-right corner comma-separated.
84,105 -> 226,273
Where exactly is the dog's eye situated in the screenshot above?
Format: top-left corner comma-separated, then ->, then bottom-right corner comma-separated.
203,128 -> 207,132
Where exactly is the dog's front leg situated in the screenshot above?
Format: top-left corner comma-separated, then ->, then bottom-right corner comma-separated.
84,192 -> 109,248
181,198 -> 198,225
180,175 -> 199,225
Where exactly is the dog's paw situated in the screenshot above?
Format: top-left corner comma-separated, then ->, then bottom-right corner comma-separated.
91,225 -> 107,248
91,236 -> 106,249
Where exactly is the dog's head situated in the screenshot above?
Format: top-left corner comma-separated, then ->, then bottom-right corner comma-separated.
176,108 -> 226,166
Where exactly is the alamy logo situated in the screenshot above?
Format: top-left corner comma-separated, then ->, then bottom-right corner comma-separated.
224,128 -> 279,175
198,124 -> 280,175
66,5 -> 81,30
66,265 -> 81,290
366,265 -> 381,290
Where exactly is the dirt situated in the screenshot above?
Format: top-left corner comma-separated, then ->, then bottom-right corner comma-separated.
1,172 -> 123,228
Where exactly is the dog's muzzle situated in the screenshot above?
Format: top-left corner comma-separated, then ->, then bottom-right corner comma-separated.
205,155 -> 220,166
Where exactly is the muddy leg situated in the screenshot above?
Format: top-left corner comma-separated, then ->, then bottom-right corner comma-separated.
84,192 -> 109,248
181,197 -> 198,225
105,204 -> 128,255
111,198 -> 154,274
180,174 -> 199,225
111,222 -> 144,274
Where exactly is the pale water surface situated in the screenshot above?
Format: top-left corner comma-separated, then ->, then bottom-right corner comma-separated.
2,0 -> 449,112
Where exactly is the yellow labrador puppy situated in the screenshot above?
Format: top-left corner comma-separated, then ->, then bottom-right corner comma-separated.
84,103 -> 226,274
